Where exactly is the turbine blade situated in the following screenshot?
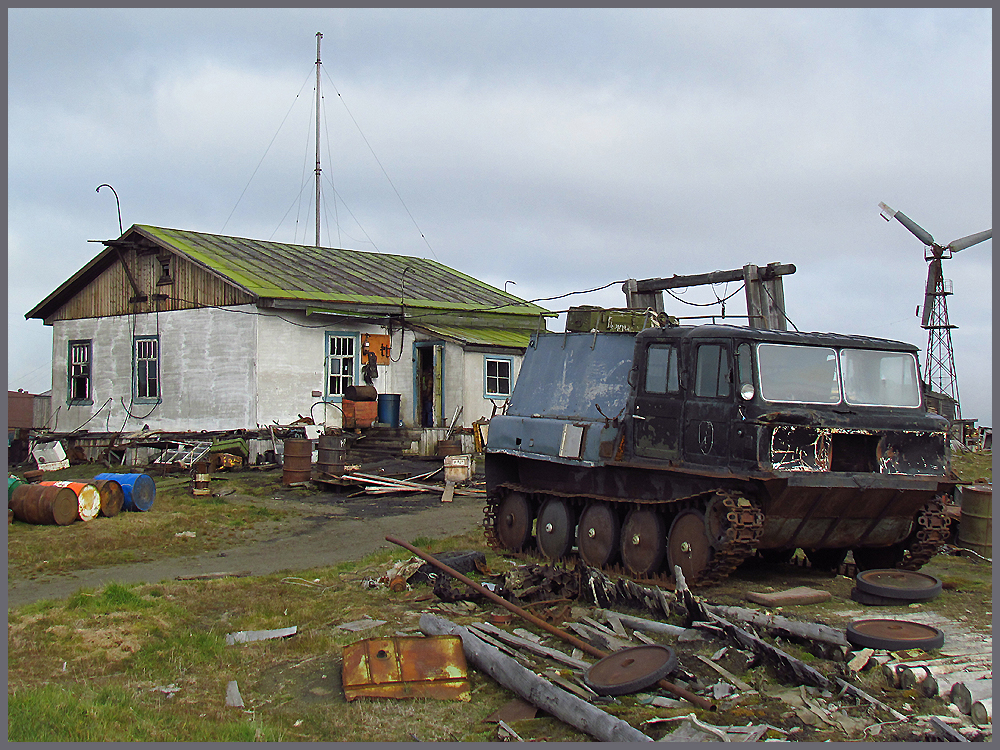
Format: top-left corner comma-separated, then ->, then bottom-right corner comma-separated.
920,261 -> 942,328
948,229 -> 992,253
892,210 -> 936,247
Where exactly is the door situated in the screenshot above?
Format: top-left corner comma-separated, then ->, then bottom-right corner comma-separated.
683,341 -> 734,466
632,342 -> 683,460
414,342 -> 445,427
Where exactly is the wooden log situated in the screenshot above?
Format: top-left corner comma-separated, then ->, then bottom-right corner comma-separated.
705,604 -> 849,647
952,679 -> 993,715
420,614 -> 653,742
592,609 -> 687,637
938,672 -> 993,701
567,622 -> 635,653
971,697 -> 992,727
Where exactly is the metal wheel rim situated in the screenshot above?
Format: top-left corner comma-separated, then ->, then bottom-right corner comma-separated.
536,497 -> 574,560
845,618 -> 945,651
583,645 -> 678,696
621,508 -> 666,576
855,569 -> 942,601
495,492 -> 532,552
577,502 -> 621,568
667,509 -> 713,583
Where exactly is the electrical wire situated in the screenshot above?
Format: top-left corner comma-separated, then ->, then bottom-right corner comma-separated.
665,283 -> 745,307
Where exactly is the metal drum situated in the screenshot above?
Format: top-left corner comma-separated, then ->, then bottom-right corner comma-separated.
93,473 -> 156,512
317,434 -> 349,478
282,438 -> 313,485
9,484 -> 78,525
192,460 -> 212,496
39,481 -> 100,521
92,479 -> 125,517
958,484 -> 993,559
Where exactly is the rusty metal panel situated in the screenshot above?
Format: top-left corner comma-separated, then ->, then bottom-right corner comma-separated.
342,635 -> 470,701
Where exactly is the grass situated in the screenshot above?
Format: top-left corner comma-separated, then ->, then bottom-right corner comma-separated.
7,464 -> 289,579
951,449 -> 992,483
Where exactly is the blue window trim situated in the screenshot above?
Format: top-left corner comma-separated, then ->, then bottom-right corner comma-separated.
133,335 -> 161,404
67,339 -> 94,406
484,354 -> 514,400
324,331 -> 360,402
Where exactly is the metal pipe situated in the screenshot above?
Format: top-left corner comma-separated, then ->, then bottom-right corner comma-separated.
385,535 -> 714,710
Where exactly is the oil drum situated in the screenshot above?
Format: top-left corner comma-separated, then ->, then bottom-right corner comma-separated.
958,484 -> 993,559
9,484 -> 78,525
192,460 -> 212,496
282,438 -> 312,485
92,479 -> 125,517
316,434 -> 348,477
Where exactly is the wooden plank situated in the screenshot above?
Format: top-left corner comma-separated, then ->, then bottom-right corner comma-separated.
470,621 -> 592,670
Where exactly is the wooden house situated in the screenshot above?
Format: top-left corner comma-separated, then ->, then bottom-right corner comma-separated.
26,225 -> 548,437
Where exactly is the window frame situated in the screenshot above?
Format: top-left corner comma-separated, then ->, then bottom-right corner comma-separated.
133,335 -> 161,404
693,342 -> 732,399
642,343 -> 680,395
484,355 -> 514,400
67,339 -> 93,405
324,332 -> 359,401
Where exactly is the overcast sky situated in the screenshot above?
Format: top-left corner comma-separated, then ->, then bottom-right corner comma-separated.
8,8 -> 993,425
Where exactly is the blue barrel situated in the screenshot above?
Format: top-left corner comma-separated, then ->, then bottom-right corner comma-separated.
93,473 -> 156,512
377,394 -> 402,427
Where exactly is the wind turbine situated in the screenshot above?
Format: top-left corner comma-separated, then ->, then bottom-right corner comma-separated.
878,202 -> 991,420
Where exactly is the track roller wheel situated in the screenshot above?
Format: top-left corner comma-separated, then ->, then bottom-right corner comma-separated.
621,507 -> 666,576
667,509 -> 714,583
536,497 -> 575,560
495,491 -> 533,552
577,502 -> 621,568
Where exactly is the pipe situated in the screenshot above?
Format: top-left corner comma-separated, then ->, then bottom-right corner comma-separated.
385,535 -> 714,711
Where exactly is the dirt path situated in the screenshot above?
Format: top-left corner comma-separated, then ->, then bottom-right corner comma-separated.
7,493 -> 485,609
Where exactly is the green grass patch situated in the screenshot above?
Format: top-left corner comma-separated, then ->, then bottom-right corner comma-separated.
951,449 -> 992,483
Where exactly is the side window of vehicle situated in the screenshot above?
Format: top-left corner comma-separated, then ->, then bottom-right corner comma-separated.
644,344 -> 680,394
695,343 -> 731,398
735,343 -> 753,390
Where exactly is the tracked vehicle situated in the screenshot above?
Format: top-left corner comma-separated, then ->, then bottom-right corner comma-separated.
484,310 -> 955,586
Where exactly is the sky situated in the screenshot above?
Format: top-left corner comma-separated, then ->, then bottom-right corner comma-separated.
7,8 -> 993,426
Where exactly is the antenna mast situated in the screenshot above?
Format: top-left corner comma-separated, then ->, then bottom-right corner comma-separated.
314,32 -> 323,247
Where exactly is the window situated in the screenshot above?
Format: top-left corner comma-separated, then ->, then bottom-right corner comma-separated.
485,356 -> 513,399
643,344 -> 679,394
694,344 -> 731,398
68,340 -> 92,403
757,343 -> 840,404
134,337 -> 159,401
841,349 -> 920,407
326,334 -> 357,397
156,255 -> 173,286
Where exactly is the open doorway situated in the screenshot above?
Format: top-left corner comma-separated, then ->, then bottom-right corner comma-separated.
414,342 -> 444,427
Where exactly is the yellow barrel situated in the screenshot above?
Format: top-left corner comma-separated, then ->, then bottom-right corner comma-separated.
958,484 -> 993,559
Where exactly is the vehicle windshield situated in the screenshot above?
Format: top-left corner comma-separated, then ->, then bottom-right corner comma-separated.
840,348 -> 921,407
757,344 -> 840,403
756,343 -> 921,407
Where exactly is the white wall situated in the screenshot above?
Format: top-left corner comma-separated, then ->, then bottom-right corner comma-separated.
462,350 -> 523,424
50,305 -> 258,432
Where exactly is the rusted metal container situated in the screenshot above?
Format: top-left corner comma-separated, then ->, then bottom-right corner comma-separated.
343,385 -> 378,401
316,434 -> 349,478
9,484 -> 78,525
343,400 -> 378,429
444,454 -> 472,483
342,635 -> 470,701
436,439 -> 462,457
93,479 -> 124,517
958,484 -> 992,559
93,473 -> 156,512
191,460 -> 211,496
39,481 -> 100,521
282,438 -> 312,485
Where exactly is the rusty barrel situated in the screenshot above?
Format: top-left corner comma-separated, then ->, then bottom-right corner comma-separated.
958,484 -> 993,559
92,479 -> 125,517
282,438 -> 313,485
192,460 -> 212,496
93,473 -> 156,512
10,484 -> 78,525
316,434 -> 349,478
39,481 -> 101,521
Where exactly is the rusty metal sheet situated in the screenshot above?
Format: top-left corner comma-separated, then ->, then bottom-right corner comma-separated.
342,635 -> 470,701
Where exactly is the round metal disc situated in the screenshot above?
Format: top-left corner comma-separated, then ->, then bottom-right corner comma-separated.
850,587 -> 908,606
577,502 -> 621,568
855,569 -> 942,601
704,496 -> 731,549
667,509 -> 713,583
621,508 -> 666,576
495,492 -> 533,551
845,619 -> 945,651
536,497 -> 574,560
583,644 -> 678,696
